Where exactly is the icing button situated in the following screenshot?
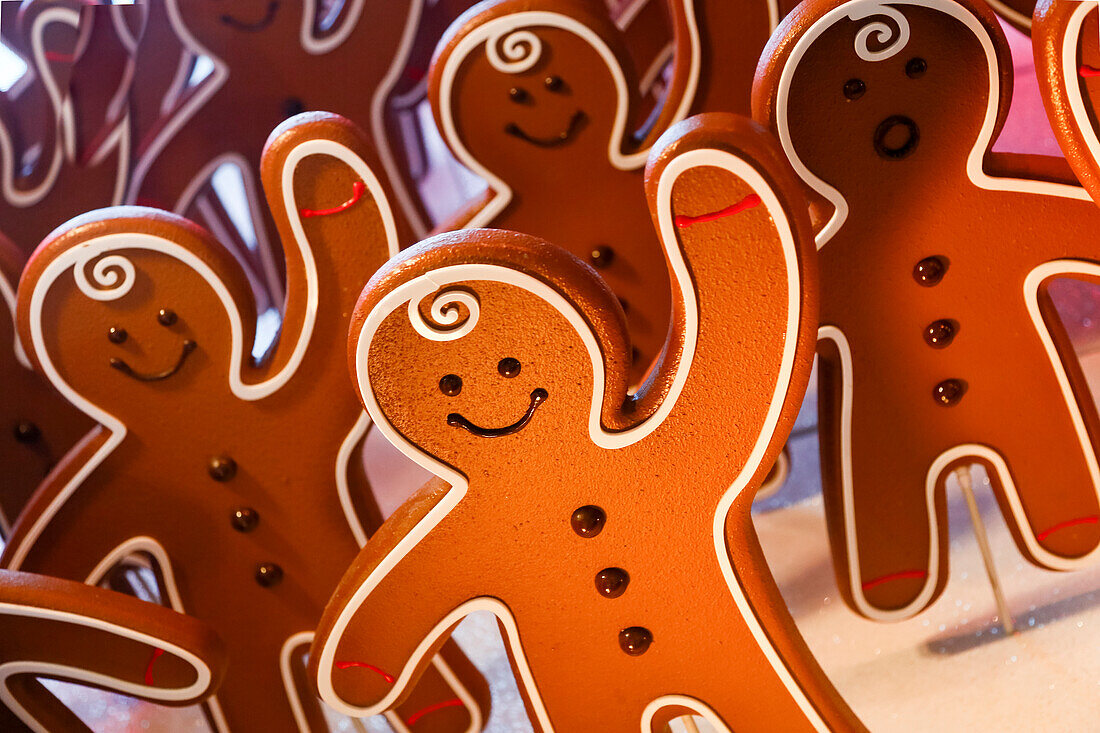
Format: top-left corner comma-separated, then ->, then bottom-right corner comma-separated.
618,627 -> 652,656
13,421 -> 40,443
498,358 -> 521,378
208,456 -> 237,482
571,506 -> 605,538
923,319 -> 957,348
595,568 -> 629,598
843,78 -> 866,100
255,563 -> 283,587
913,256 -> 947,286
933,379 -> 966,406
589,245 -> 615,268
231,507 -> 259,532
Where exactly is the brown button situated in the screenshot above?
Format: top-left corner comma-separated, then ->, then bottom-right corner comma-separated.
595,568 -> 629,598
13,421 -> 40,444
933,379 -> 966,406
619,627 -> 652,656
208,456 -> 237,481
231,508 -> 259,532
571,506 -> 605,538
913,256 -> 947,286
923,319 -> 957,348
255,563 -> 283,587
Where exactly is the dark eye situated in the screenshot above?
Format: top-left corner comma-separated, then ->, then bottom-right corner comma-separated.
905,57 -> 927,78
439,374 -> 463,396
108,326 -> 127,344
157,309 -> 178,326
544,75 -> 564,92
508,87 -> 528,103
498,358 -> 521,378
843,78 -> 866,100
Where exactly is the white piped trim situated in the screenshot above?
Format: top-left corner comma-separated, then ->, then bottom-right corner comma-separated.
640,695 -> 731,732
773,0 -> 1090,250
279,630 -> 316,733
318,149 -> 827,731
337,412 -> 373,548
436,6 -> 699,229
0,601 -> 215,733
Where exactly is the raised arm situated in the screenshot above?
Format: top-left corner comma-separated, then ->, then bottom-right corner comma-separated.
0,569 -> 225,732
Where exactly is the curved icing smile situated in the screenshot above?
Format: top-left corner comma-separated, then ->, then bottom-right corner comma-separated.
110,340 -> 197,382
505,111 -> 586,148
220,1 -> 279,31
448,388 -> 548,437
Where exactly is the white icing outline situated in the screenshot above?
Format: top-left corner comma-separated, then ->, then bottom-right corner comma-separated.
772,0 -> 1091,250
8,134 -> 486,731
130,0 -> 430,241
0,599 -> 216,733
435,5 -> 700,228
1060,1 -> 1100,188
0,255 -> 29,369
820,260 -> 1100,621
639,695 -> 731,732
317,149 -> 829,731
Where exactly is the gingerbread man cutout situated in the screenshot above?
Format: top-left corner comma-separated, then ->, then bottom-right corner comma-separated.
0,233 -> 91,537
0,1 -> 132,257
127,0 -> 429,313
428,0 -> 701,381
310,114 -> 865,732
754,0 -> 1100,621
0,568 -> 225,732
1034,0 -> 1100,196
4,113 -> 488,733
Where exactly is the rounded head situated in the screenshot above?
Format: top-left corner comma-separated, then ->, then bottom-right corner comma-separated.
348,229 -> 632,474
17,207 -> 255,425
429,0 -> 640,182
753,0 -> 1011,230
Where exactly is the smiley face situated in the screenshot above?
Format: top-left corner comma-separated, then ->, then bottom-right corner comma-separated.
438,358 -> 550,437
441,24 -> 623,177
172,0 -> 286,51
105,308 -> 198,382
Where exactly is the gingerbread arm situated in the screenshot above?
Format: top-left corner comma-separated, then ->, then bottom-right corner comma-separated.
632,113 -> 817,461
257,112 -> 400,381
0,569 -> 225,732
630,0 -> 699,150
312,478 -> 484,722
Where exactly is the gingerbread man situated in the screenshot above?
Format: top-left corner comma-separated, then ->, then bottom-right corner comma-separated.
754,0 -> 1100,621
428,0 -> 701,381
0,1 -> 132,257
0,568 -> 225,732
4,113 -> 488,733
127,0 -> 429,313
310,114 -> 865,732
0,233 -> 91,538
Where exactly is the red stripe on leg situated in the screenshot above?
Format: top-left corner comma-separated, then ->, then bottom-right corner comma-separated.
405,698 -> 464,726
861,569 -> 927,591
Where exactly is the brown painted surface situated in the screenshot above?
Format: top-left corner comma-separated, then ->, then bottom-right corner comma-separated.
313,115 -> 865,732
4,114 -> 488,733
755,0 -> 1100,617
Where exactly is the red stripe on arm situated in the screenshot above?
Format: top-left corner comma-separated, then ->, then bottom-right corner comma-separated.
674,193 -> 761,228
405,698 -> 464,726
143,648 -> 165,685
300,180 -> 366,218
861,569 -> 927,591
1036,515 -> 1099,542
334,660 -> 395,684
1080,65 -> 1100,78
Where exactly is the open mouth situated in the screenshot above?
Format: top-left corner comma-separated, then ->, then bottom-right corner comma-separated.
447,388 -> 548,437
873,115 -> 919,160
220,1 -> 279,32
504,112 -> 586,148
110,340 -> 197,382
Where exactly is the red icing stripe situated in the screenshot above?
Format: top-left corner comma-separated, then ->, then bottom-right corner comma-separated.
674,193 -> 761,228
861,569 -> 927,591
44,51 -> 75,63
300,180 -> 366,218
144,648 -> 165,686
335,660 -> 395,684
1081,64 -> 1100,77
1036,515 -> 1099,542
405,698 -> 464,726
